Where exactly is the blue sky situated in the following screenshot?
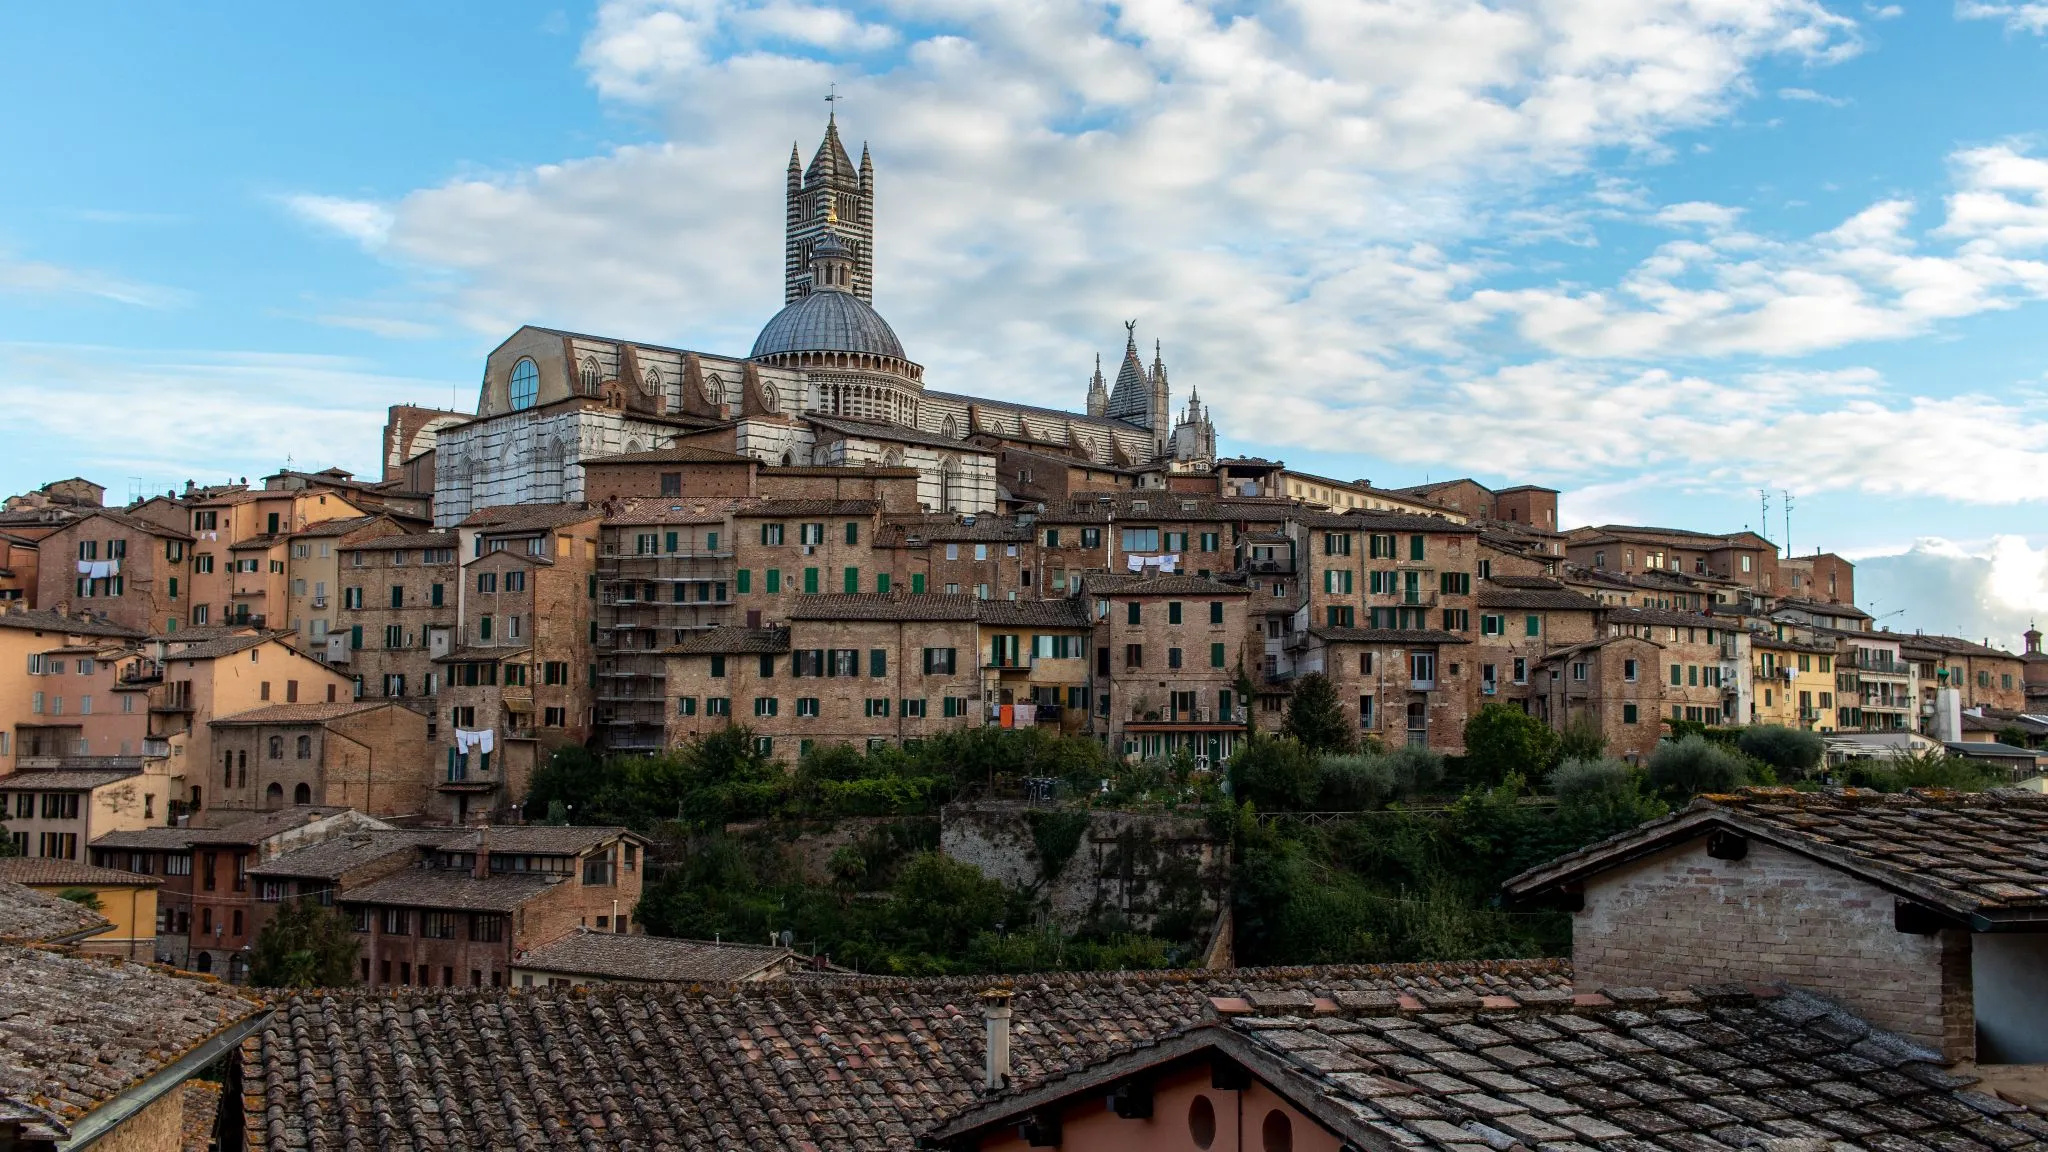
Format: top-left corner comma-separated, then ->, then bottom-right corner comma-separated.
3,0 -> 2047,641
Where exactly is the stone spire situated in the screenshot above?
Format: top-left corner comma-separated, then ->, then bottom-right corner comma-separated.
1106,321 -> 1155,432
1086,353 -> 1108,418
786,114 -> 874,303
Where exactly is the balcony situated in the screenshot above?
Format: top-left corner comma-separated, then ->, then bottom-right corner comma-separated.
311,595 -> 327,608
1245,557 -> 1295,575
149,684 -> 194,713
1410,678 -> 1437,692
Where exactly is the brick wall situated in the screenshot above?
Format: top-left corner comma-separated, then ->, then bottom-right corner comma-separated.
1574,837 -> 1972,1059
37,517 -> 187,634
337,546 -> 456,707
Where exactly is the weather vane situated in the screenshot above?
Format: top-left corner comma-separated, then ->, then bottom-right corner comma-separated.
825,83 -> 839,116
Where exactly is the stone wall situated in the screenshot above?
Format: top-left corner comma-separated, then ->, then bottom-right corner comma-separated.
940,802 -> 1226,939
1574,836 -> 1973,1060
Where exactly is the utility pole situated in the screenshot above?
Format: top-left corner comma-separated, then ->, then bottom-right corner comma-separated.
1759,490 -> 1771,544
1782,490 -> 1794,557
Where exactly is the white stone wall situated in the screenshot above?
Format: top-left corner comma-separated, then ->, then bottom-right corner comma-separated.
435,409 -> 685,527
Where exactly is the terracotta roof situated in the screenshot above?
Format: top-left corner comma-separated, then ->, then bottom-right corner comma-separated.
227,534 -> 291,551
517,928 -> 794,982
938,985 -> 2041,1152
209,701 -> 392,726
665,625 -> 791,654
287,515 -> 388,539
1309,627 -> 1473,646
432,825 -> 640,855
1036,492 -> 1294,525
974,598 -> 1093,628
173,806 -> 372,848
1096,574 -> 1249,596
787,593 -> 980,622
347,531 -> 459,551
458,503 -> 599,531
731,498 -> 880,518
877,514 -> 1032,543
0,767 -> 140,791
241,960 -> 1569,1150
806,413 -> 990,454
244,831 -> 447,880
1475,584 -> 1599,611
1774,596 -> 1872,619
88,826 -> 207,851
159,632 -> 278,661
0,880 -> 109,944
339,869 -> 566,912
598,496 -> 743,526
0,608 -> 145,639
1505,787 -> 2048,922
1,946 -> 261,1139
72,507 -> 195,541
1894,632 -> 2017,658
1487,574 -> 1567,589
1606,605 -> 1729,630
0,858 -> 160,887
1298,509 -> 1475,532
432,644 -> 533,664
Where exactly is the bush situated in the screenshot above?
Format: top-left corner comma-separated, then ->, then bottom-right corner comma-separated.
1647,735 -> 1747,797
1547,757 -> 1633,804
250,896 -> 360,988
1317,754 -> 1398,811
1461,703 -> 1559,787
1385,743 -> 1447,796
1737,725 -> 1824,775
1839,751 -> 2003,792
1282,673 -> 1356,754
1556,714 -> 1607,763
1230,736 -> 1321,810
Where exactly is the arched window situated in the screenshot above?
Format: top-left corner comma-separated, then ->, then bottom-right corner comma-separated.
758,382 -> 778,413
194,952 -> 212,974
625,439 -> 643,454
704,373 -> 724,406
293,782 -> 312,804
237,750 -> 246,770
265,782 -> 284,808
508,358 -> 539,411
941,415 -> 958,440
222,751 -> 233,785
267,735 -> 283,759
580,357 -> 602,395
296,735 -> 312,759
642,367 -> 662,395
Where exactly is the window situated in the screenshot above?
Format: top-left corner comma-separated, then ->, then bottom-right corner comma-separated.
1210,642 -> 1226,668
760,523 -> 785,546
1624,659 -> 1638,681
1167,601 -> 1183,625
1323,569 -> 1353,594
422,911 -> 457,939
869,648 -> 887,677
1439,572 -> 1470,595
922,648 -> 957,675
1325,606 -> 1355,627
754,697 -> 778,717
796,697 -> 820,717
1081,528 -> 1101,549
1408,535 -> 1426,561
509,358 -> 539,409
1120,527 -> 1160,552
803,568 -> 818,594
1623,703 -> 1639,724
1323,532 -> 1351,556
1124,644 -> 1144,668
1410,652 -> 1436,684
799,523 -> 824,545
1571,662 -> 1589,682
865,697 -> 891,717
902,697 -> 927,718
1480,614 -> 1504,636
1126,602 -> 1141,626
708,655 -> 727,678
707,697 -> 731,716
382,909 -> 410,935
1671,663 -> 1683,686
1168,647 -> 1183,669
844,566 -> 860,593
942,697 -> 971,718
343,586 -> 363,609
1441,609 -> 1468,631
1525,615 -> 1540,637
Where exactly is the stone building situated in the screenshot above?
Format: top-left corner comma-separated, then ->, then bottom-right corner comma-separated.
205,701 -> 431,816
1565,523 -> 1785,594
0,606 -> 151,765
1083,574 -> 1251,763
427,117 -> 1210,529
328,530 -> 460,714
33,509 -> 194,635
1471,575 -> 1601,710
281,513 -> 402,654
1605,606 -> 1749,725
1530,635 -> 1669,760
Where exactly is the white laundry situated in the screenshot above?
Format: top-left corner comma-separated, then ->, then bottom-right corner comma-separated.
1156,554 -> 1178,573
1013,703 -> 1035,726
77,560 -> 93,575
1126,554 -> 1144,572
454,728 -> 496,755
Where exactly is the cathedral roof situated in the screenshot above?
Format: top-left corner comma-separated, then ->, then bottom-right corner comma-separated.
750,287 -> 907,360
806,116 -> 857,184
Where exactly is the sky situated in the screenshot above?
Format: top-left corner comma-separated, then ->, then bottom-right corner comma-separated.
2,1 -> 2046,644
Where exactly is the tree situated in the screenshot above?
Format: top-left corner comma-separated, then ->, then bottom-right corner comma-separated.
1556,713 -> 1607,763
1647,735 -> 1746,798
1736,725 -> 1824,775
1461,703 -> 1560,787
57,887 -> 103,911
1282,672 -> 1355,754
1230,735 -> 1321,810
250,896 -> 361,989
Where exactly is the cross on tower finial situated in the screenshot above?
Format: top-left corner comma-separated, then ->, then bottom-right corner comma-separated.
825,83 -> 840,121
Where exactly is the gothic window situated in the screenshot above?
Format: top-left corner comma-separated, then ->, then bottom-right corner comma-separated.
704,372 -> 724,406
941,415 -> 958,440
642,367 -> 661,395
580,357 -> 602,395
626,439 -> 643,454
759,382 -> 778,413
508,358 -> 539,411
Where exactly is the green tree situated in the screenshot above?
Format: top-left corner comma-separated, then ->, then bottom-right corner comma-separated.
250,896 -> 361,989
1647,735 -> 1747,798
57,887 -> 103,911
1230,735 -> 1320,810
1556,714 -> 1607,763
1282,672 -> 1355,754
1461,703 -> 1560,787
1736,725 -> 1824,775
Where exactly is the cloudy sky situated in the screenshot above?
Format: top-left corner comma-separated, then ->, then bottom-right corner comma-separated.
3,1 -> 2046,643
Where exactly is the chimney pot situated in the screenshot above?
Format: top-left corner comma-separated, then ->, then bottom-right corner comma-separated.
981,987 -> 1013,1091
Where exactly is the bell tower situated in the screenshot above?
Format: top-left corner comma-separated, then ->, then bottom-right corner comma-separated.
785,105 -> 874,304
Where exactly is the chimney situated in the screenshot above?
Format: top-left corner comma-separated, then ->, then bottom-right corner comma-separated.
981,988 -> 1013,1091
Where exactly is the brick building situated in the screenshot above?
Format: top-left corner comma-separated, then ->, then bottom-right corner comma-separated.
1506,788 -> 2048,1065
0,761 -> 175,861
1565,524 -> 1781,593
976,598 -> 1093,728
339,824 -> 648,989
163,486 -> 369,631
0,606 -> 150,765
1605,606 -> 1748,725
0,529 -> 39,604
1900,632 -> 2026,716
329,530 -> 459,712
33,509 -> 194,635
594,499 -> 738,754
1530,635 -> 1667,760
281,513 -> 402,654
1085,574 -> 1251,763
1293,625 -> 1472,750
730,499 -> 887,622
1470,575 -> 1601,710
206,701 -> 432,816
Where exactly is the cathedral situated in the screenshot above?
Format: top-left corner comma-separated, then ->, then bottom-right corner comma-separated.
429,115 -> 1218,527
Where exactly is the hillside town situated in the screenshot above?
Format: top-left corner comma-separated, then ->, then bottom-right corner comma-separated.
3,115 -> 2046,1152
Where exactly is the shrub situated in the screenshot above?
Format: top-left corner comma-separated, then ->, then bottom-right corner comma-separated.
1556,714 -> 1607,763
1461,703 -> 1559,787
1840,750 -> 2002,792
1385,743 -> 1447,796
1317,754 -> 1398,811
1737,725 -> 1824,774
1546,757 -> 1633,804
1647,735 -> 1747,797
1230,736 -> 1321,810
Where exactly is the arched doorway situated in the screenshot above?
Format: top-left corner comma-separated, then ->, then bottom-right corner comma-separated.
293,782 -> 312,805
195,952 -> 212,974
265,782 -> 284,809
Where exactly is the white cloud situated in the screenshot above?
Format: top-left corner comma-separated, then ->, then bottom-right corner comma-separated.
1957,0 -> 2048,32
1855,535 -> 2048,647
1778,86 -> 1850,105
0,343 -> 454,489
0,252 -> 186,308
280,194 -> 395,248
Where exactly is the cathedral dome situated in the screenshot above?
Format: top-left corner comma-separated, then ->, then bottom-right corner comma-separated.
749,287 -> 906,361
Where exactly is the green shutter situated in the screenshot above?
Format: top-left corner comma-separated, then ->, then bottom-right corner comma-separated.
845,522 -> 859,545
804,567 -> 819,594
1210,643 -> 1225,668
587,575 -> 597,598
737,569 -> 752,594
876,573 -> 890,594
844,567 -> 859,593
1409,534 -> 1425,561
350,625 -> 362,650
911,573 -> 925,593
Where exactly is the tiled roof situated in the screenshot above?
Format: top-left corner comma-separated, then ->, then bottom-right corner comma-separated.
760,464 -> 922,478
159,632 -> 278,661
89,826 -> 207,851
1894,631 -> 2017,658
806,414 -> 980,454
665,625 -> 791,654
1097,574 -> 1249,596
0,858 -> 159,887
1487,574 -> 1566,589
1775,596 -> 1872,619
787,593 -> 980,622
0,608 -> 145,639
209,701 -> 392,726
877,514 -> 1032,543
75,507 -> 195,541
974,598 -> 1093,628
245,831 -> 447,880
1606,605 -> 1728,630
1310,627 -> 1473,646
1475,584 -> 1599,611
432,825 -> 639,855
241,960 -> 1569,1150
176,806 -> 373,848
458,502 -> 599,531
287,514 -> 388,539
1298,509 -> 1475,532
1,947 -> 261,1138
1505,787 -> 2048,920
338,869 -> 566,912
432,644 -> 533,665
228,533 -> 291,551
0,767 -> 140,792
0,880 -> 109,943
517,928 -> 794,982
1037,492 -> 1294,525
731,498 -> 881,517
347,531 -> 459,551
940,985 -> 2046,1152
598,495 -> 743,525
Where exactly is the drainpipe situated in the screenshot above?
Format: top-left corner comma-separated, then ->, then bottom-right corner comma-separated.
981,987 -> 1012,1091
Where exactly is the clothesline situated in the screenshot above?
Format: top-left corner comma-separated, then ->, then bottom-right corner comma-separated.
1125,553 -> 1179,573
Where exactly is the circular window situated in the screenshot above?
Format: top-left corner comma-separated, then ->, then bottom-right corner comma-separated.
1261,1109 -> 1292,1152
1187,1095 -> 1216,1150
509,358 -> 539,411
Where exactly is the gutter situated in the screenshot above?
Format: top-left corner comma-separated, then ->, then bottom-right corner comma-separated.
58,1009 -> 272,1151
